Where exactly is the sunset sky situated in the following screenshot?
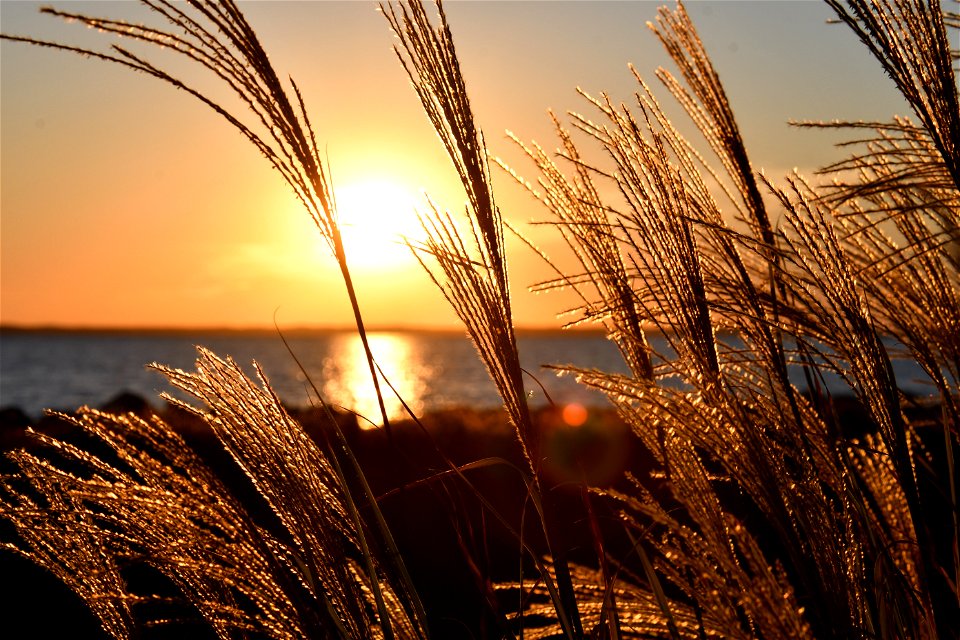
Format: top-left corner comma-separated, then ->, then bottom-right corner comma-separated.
1,1 -> 910,330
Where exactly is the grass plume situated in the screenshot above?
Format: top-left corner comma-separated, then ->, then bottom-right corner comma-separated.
1,349 -> 424,637
2,0 -> 958,638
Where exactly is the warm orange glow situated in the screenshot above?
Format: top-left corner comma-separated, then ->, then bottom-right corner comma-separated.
562,402 -> 588,427
1,2 -> 908,330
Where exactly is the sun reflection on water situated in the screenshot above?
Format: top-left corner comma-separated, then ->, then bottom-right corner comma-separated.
321,332 -> 427,427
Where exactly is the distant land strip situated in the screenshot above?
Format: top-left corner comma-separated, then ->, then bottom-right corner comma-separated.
0,324 -> 610,337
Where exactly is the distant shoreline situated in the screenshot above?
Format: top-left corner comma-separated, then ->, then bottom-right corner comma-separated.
0,324 -> 609,337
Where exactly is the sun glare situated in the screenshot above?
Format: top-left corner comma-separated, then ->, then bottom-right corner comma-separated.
322,332 -> 425,426
333,179 -> 425,271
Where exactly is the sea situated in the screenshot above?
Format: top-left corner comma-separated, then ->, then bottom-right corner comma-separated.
0,328 -> 938,423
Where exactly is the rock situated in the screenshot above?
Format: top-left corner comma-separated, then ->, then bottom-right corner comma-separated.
100,391 -> 154,417
0,406 -> 32,430
0,406 -> 33,451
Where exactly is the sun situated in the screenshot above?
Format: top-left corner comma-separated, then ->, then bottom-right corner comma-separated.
332,179 -> 426,271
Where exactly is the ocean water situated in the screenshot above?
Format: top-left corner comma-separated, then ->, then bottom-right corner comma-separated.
0,329 -> 633,421
0,329 -> 937,422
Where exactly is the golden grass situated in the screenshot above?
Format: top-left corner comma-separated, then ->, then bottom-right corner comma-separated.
2,0 -> 958,638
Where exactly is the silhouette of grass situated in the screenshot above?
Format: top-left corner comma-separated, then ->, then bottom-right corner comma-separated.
2,0 -> 958,638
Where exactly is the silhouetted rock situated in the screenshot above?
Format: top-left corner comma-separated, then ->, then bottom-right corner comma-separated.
0,406 -> 33,450
100,391 -> 154,417
0,406 -> 31,430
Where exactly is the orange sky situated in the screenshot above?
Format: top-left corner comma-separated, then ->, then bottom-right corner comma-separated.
1,1 -> 909,330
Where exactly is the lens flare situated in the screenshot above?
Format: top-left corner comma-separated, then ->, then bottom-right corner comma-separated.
561,402 -> 588,427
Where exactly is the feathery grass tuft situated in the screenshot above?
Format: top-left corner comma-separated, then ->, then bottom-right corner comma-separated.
2,349 -> 425,637
2,0 -> 958,637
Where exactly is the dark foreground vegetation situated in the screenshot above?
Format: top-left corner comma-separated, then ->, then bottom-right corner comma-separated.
0,388 -> 950,639
2,0 -> 958,638
0,392 -> 635,638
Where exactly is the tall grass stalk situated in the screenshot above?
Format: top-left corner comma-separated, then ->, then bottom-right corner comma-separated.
1,1 -> 427,636
2,0 -> 959,638
1,350 -> 424,638
0,1 -> 395,437
381,3 -> 589,635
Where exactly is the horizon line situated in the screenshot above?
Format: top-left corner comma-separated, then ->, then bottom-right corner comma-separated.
0,322 -> 606,336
